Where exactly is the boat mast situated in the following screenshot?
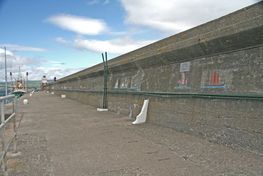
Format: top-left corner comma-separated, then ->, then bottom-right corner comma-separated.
18,66 -> 21,81
4,46 -> 7,96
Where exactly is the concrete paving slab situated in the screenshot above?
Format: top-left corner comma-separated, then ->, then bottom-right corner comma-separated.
5,92 -> 263,176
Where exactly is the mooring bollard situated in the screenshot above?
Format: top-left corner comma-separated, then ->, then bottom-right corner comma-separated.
0,101 -> 7,175
23,99 -> 29,104
61,94 -> 66,98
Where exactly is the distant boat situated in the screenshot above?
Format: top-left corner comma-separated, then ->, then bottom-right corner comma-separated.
11,67 -> 26,98
12,80 -> 26,97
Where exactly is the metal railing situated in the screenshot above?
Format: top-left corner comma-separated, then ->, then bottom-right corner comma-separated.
0,95 -> 18,176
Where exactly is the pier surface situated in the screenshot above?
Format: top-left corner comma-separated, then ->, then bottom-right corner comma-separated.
7,92 -> 263,176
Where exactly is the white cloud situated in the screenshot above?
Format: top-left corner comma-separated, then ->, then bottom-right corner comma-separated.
0,54 -> 43,81
74,37 -> 155,54
47,60 -> 65,65
29,66 -> 84,81
0,48 -> 14,56
121,0 -> 260,33
0,54 -> 44,71
54,35 -> 155,55
55,37 -> 70,45
87,0 -> 100,5
1,44 -> 46,52
87,0 -> 110,5
47,14 -> 108,35
0,48 -> 78,81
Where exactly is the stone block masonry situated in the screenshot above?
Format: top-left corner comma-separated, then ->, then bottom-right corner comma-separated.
49,2 -> 263,154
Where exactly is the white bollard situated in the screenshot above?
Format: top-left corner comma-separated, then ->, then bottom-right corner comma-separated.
61,94 -> 66,98
23,99 -> 29,105
132,99 -> 149,125
51,92 -> 54,95
97,108 -> 108,112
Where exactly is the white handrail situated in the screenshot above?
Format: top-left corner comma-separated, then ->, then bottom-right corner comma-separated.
0,95 -> 15,101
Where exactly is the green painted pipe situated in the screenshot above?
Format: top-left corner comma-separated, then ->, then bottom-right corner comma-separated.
52,88 -> 263,101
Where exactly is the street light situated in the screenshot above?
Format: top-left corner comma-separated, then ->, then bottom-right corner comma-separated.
10,72 -> 13,91
26,72 -> 28,92
1,46 -> 8,96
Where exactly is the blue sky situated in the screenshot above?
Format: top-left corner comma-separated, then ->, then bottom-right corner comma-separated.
0,0 -> 259,80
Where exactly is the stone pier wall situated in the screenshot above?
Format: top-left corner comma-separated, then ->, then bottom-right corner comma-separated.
49,2 -> 263,154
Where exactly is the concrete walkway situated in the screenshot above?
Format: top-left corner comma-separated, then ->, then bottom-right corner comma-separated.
6,92 -> 263,176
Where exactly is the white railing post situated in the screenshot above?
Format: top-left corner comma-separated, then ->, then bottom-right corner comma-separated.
0,101 -> 8,175
13,98 -> 17,153
0,95 -> 18,175
0,101 -> 4,124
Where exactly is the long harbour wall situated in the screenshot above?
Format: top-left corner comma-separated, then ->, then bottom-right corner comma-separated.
49,2 -> 263,154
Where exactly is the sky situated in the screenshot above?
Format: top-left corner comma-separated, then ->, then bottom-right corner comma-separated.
0,0 -> 260,81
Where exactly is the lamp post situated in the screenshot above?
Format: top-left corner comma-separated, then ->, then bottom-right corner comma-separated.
10,72 -> 13,91
26,72 -> 28,92
2,46 -> 8,96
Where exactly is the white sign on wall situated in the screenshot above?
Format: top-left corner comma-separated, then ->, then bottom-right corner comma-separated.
180,62 -> 191,72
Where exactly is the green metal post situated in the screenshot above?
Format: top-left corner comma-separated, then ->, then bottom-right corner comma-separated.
102,52 -> 109,109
